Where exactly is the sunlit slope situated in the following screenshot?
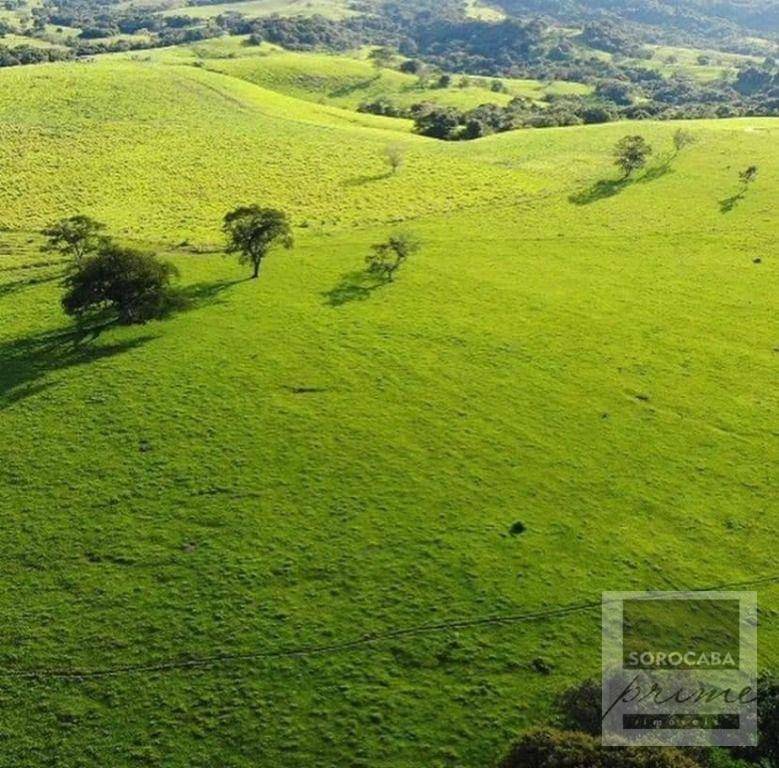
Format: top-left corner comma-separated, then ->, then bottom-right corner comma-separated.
0,58 -> 537,240
159,0 -> 356,20
0,55 -> 774,245
0,52 -> 776,768
141,37 -> 591,110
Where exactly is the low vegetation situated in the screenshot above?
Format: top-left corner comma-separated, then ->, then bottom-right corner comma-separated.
0,0 -> 776,137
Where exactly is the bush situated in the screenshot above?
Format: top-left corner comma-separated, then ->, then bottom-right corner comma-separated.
411,103 -> 464,139
736,672 -> 779,766
555,678 -> 601,735
579,103 -> 618,124
358,98 -> 408,118
499,729 -> 702,768
62,244 -> 179,325
596,79 -> 634,105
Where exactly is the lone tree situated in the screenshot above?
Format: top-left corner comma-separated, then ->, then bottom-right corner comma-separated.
366,232 -> 421,282
62,243 -> 179,325
385,143 -> 406,175
739,165 -> 758,185
613,135 -> 652,178
42,215 -> 107,264
223,206 -> 293,280
672,128 -> 696,154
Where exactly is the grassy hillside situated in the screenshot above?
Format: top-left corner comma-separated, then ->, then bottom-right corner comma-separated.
159,0 -> 357,21
0,57 -> 549,238
0,50 -> 777,768
633,44 -> 764,83
137,38 -> 592,111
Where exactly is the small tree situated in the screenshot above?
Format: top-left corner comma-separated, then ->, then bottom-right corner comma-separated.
613,135 -> 652,178
366,232 -> 421,282
739,165 -> 758,185
62,243 -> 179,325
368,46 -> 396,70
385,143 -> 406,175
222,206 -> 293,280
673,128 -> 696,153
42,215 -> 107,264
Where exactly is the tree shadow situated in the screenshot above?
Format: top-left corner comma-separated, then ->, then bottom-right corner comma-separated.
0,278 -> 243,409
569,153 -> 675,206
172,278 -> 246,310
569,177 -> 631,205
637,153 -> 674,184
328,74 -> 382,98
322,270 -> 388,308
0,272 -> 62,299
719,188 -> 747,214
0,326 -> 156,409
342,171 -> 393,187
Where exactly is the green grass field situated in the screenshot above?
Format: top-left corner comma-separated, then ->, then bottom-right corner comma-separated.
0,49 -> 777,768
633,44 -> 764,83
465,0 -> 506,21
158,0 -> 357,20
132,38 -> 592,112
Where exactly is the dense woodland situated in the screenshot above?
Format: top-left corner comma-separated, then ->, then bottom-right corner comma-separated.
497,0 -> 779,47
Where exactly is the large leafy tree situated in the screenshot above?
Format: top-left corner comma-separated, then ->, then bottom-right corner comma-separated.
222,206 -> 294,280
62,243 -> 179,325
42,215 -> 107,264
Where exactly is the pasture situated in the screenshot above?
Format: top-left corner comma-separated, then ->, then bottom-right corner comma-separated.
0,51 -> 777,768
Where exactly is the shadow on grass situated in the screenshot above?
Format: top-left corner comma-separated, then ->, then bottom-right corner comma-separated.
638,154 -> 674,184
568,154 -> 675,206
0,326 -> 156,409
0,278 -> 244,409
0,272 -> 62,299
342,171 -> 393,187
328,74 -> 381,99
719,188 -> 747,213
173,278 -> 247,309
569,177 -> 631,205
322,270 -> 388,308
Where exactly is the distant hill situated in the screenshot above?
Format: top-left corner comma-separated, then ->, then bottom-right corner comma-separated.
493,0 -> 779,45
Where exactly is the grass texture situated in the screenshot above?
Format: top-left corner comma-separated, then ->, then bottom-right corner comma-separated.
0,50 -> 777,768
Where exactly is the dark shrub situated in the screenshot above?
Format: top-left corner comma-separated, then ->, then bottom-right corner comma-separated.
499,729 -> 702,768
555,678 -> 601,735
62,244 -> 179,325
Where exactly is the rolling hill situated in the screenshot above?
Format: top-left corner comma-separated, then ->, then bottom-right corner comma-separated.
135,37 -> 593,112
0,49 -> 777,768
